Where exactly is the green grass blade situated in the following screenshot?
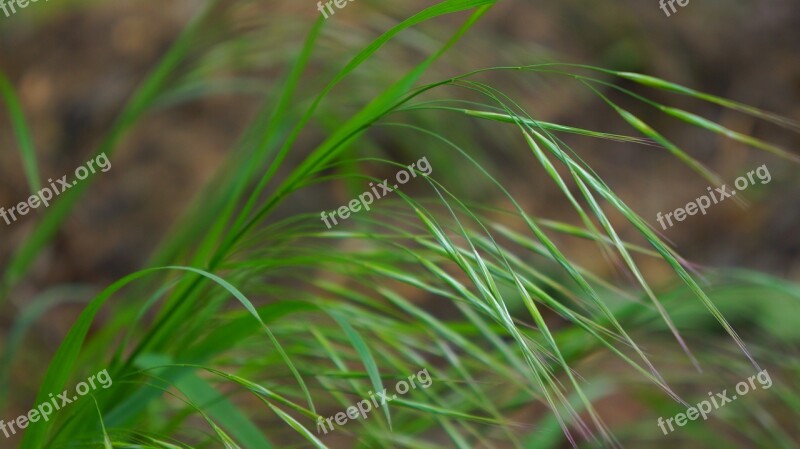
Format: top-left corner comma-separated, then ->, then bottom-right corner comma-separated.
0,72 -> 41,193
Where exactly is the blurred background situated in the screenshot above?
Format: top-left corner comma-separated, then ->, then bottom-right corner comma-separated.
1,0 -> 798,447
1,0 -> 798,286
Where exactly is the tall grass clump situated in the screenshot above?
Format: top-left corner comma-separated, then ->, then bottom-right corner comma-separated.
2,0 -> 799,448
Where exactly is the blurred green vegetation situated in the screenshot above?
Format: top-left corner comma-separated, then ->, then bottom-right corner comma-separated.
0,0 -> 798,448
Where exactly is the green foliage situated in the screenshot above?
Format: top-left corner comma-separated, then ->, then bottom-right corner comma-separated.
1,1 -> 798,448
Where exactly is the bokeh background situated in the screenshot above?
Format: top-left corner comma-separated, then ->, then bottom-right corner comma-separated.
1,0 -> 798,447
